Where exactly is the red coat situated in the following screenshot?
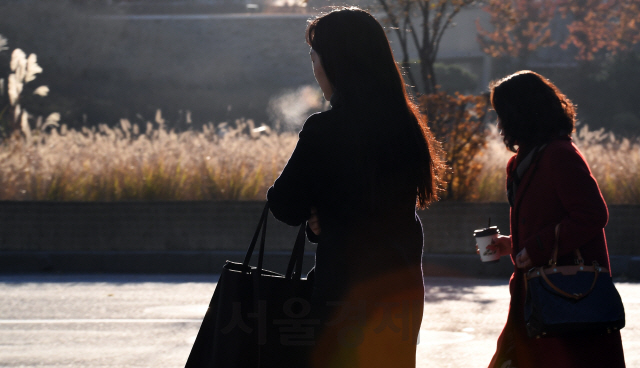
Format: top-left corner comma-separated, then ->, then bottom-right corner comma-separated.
489,137 -> 626,368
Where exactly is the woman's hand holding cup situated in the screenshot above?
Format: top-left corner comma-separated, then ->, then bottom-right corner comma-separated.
474,226 -> 503,262
486,235 -> 511,257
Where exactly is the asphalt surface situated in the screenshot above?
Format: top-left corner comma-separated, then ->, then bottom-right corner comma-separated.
0,275 -> 638,367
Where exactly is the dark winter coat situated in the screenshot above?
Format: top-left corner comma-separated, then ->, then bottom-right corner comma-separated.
489,136 -> 626,368
267,97 -> 424,367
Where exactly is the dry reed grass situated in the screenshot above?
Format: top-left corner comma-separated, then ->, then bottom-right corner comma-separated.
1,117 -> 637,204
0,118 -> 297,201
472,124 -> 640,204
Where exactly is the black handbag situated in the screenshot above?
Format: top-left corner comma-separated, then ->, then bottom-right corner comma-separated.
524,224 -> 625,338
185,202 -> 317,367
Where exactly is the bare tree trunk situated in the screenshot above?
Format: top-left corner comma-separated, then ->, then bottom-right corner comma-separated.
419,49 -> 437,94
377,0 -> 475,95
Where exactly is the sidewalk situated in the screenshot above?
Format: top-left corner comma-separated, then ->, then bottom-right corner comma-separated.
0,275 -> 637,367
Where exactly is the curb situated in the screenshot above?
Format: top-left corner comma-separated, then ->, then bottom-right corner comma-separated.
0,251 -> 316,275
1,252 -> 636,280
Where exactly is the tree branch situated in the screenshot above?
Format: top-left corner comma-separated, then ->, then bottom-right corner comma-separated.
432,5 -> 462,64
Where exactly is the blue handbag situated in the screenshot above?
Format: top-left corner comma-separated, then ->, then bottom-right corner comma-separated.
524,224 -> 625,338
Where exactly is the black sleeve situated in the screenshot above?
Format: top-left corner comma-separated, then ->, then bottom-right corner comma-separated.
267,114 -> 321,226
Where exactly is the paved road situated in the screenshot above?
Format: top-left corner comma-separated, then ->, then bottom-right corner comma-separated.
0,275 -> 637,367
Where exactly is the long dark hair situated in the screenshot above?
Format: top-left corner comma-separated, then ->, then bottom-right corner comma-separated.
490,70 -> 576,152
306,8 -> 444,208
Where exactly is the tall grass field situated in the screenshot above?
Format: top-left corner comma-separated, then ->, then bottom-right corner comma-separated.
0,118 -> 297,201
1,119 -> 638,204
474,125 -> 640,204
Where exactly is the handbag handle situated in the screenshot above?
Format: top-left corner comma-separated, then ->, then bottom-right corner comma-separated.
243,202 -> 270,269
539,265 -> 599,300
549,223 -> 584,267
539,223 -> 599,301
285,224 -> 306,280
242,202 -> 307,281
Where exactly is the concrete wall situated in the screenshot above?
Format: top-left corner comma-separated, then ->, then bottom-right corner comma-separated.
0,4 -> 490,126
1,201 -> 637,255
0,5 -> 318,124
1,201 -> 637,277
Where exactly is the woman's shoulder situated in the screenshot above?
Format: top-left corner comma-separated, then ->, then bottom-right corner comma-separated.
302,109 -> 339,127
298,112 -> 324,138
539,136 -> 593,178
544,136 -> 577,153
542,136 -> 585,162
303,110 -> 333,127
299,109 -> 344,137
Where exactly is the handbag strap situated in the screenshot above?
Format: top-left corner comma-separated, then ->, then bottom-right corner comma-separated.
243,202 -> 270,268
242,202 -> 306,364
549,223 -> 584,267
243,202 -> 307,281
285,224 -> 306,281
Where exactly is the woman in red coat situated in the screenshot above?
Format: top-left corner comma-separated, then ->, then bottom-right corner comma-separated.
486,71 -> 626,368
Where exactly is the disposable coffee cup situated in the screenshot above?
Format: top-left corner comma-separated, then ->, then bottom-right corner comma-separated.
474,226 -> 500,263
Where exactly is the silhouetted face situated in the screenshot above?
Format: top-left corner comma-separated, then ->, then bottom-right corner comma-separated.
310,48 -> 333,101
497,119 -> 504,136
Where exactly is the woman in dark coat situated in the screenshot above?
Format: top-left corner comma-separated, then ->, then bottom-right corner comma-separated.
266,8 -> 444,368
486,70 -> 626,368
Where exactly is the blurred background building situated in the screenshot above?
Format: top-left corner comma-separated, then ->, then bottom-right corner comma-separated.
0,0 -> 638,136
